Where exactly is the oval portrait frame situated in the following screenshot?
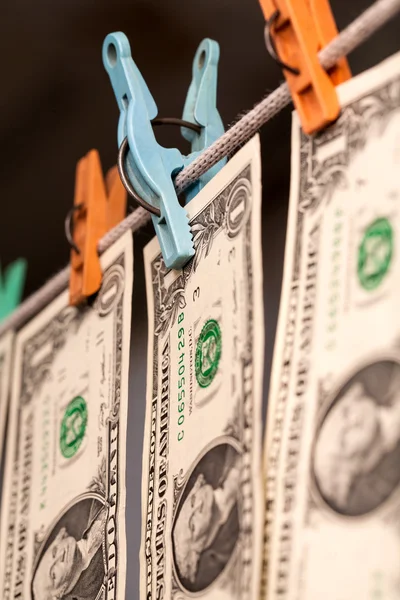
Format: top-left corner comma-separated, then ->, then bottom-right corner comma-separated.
171,435 -> 242,596
31,492 -> 106,600
310,352 -> 400,519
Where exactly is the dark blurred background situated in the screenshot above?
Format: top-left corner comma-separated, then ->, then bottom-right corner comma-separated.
0,1 -> 399,597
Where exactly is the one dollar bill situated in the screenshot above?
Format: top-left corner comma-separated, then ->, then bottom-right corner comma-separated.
0,331 -> 14,464
263,52 -> 400,600
0,232 -> 133,600
142,136 -> 264,600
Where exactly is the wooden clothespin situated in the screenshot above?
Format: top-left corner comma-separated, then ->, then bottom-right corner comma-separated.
258,0 -> 351,134
68,150 -> 126,306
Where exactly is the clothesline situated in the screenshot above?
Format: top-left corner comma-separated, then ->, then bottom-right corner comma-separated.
0,0 -> 399,338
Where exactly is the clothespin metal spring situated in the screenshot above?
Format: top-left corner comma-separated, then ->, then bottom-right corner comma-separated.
117,119 -> 202,217
65,204 -> 84,254
264,10 -> 300,76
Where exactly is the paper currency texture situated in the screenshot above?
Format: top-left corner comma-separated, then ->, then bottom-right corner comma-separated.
0,331 -> 14,464
142,136 -> 264,600
0,232 -> 133,600
263,52 -> 400,600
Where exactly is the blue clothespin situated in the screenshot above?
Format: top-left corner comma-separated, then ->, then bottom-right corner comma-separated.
102,32 -> 226,270
181,42 -> 226,203
0,258 -> 27,323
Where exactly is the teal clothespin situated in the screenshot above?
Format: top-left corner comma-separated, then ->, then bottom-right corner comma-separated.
181,41 -> 226,203
0,259 -> 27,323
102,33 -> 226,270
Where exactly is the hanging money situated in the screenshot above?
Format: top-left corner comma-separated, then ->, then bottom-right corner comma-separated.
263,52 -> 400,600
0,331 -> 14,463
0,232 -> 133,600
142,136 -> 264,600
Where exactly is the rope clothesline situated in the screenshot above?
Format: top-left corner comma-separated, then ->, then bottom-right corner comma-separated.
1,0 -> 399,338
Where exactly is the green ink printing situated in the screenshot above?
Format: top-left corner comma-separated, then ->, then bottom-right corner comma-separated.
60,396 -> 88,459
195,319 -> 222,388
358,217 -> 393,291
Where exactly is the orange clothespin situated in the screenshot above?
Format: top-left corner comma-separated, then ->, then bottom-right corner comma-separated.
68,150 -> 126,306
259,0 -> 351,134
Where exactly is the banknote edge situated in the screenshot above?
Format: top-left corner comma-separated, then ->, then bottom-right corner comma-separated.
0,231 -> 133,600
141,134 -> 264,600
262,50 -> 400,598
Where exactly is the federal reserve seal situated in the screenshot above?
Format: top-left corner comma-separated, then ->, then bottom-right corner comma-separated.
195,319 -> 222,388
357,217 -> 393,291
60,396 -> 88,459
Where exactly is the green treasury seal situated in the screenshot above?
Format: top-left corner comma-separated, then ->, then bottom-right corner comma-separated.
195,319 -> 222,388
60,396 -> 88,458
358,217 -> 393,291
